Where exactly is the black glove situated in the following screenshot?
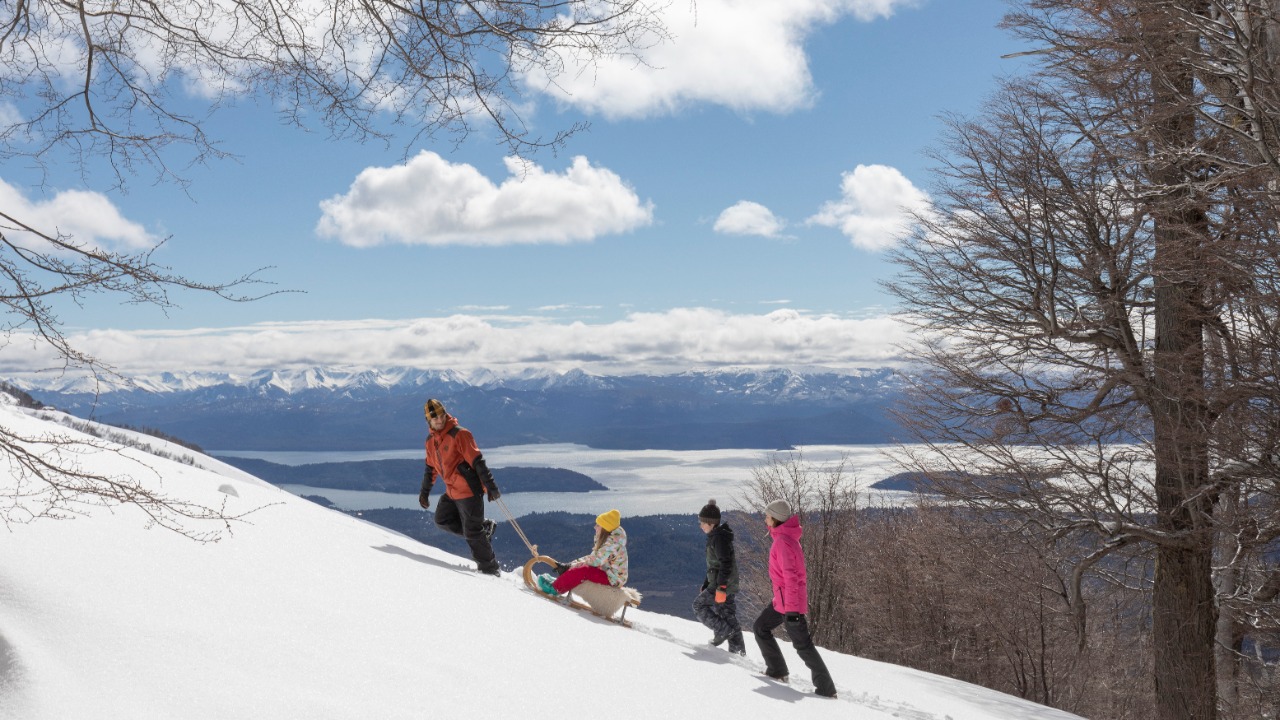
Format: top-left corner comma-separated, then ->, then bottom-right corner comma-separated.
474,456 -> 501,502
785,612 -> 803,623
554,562 -> 572,576
420,466 -> 435,510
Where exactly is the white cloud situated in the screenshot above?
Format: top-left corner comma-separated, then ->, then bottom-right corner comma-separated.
807,164 -> 931,251
4,309 -> 912,377
0,178 -> 158,251
316,152 -> 654,247
713,201 -> 786,238
537,304 -> 603,312
524,0 -> 919,118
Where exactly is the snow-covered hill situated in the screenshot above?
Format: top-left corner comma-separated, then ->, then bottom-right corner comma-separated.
0,403 -> 1081,720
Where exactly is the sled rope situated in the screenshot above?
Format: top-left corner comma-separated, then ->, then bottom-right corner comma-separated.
494,496 -> 540,559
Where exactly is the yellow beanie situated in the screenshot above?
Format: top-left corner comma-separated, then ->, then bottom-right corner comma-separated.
595,509 -> 621,533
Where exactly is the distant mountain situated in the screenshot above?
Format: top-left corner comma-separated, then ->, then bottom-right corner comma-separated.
13,366 -> 907,451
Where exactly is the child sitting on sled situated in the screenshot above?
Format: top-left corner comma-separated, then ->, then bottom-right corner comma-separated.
536,509 -> 629,596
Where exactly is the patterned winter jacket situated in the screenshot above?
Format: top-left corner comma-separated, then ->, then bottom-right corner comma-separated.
767,515 -> 808,614
578,527 -> 629,587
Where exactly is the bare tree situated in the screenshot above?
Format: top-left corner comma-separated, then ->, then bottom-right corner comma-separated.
884,2 -> 1280,718
0,0 -> 665,535
0,0 -> 665,179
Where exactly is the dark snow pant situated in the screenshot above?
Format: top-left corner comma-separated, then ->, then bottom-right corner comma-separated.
692,589 -> 745,653
753,605 -> 836,697
435,494 -> 498,573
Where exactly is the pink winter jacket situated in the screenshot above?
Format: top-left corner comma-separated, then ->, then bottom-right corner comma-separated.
768,515 -> 808,614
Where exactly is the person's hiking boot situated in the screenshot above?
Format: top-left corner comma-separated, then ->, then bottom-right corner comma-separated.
481,519 -> 497,540
536,573 -> 560,597
478,561 -> 501,576
764,672 -> 789,683
710,633 -> 728,647
816,689 -> 838,699
727,631 -> 746,655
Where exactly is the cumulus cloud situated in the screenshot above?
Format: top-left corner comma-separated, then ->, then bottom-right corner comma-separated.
524,0 -> 919,118
3,310 -> 912,377
807,164 -> 931,251
316,152 -> 654,247
713,201 -> 786,238
0,178 -> 158,251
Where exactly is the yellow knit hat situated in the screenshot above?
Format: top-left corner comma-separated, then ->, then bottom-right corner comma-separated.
595,509 -> 621,532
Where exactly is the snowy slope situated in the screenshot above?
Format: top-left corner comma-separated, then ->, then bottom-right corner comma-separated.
0,404 -> 1083,720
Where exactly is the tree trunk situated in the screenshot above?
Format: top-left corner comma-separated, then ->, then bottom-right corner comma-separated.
1213,566 -> 1239,714
1149,279 -> 1216,720
1148,3 -> 1217,718
1152,544 -> 1217,720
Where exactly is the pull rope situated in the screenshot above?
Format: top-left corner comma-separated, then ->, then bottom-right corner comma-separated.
494,496 -> 540,559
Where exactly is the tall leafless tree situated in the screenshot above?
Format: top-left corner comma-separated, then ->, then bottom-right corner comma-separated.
885,2 -> 1280,718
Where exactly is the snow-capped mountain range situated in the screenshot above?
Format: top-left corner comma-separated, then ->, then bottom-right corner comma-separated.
12,366 -> 906,451
16,365 -> 897,397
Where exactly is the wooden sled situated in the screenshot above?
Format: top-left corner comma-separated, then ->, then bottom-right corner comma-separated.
522,555 -> 642,627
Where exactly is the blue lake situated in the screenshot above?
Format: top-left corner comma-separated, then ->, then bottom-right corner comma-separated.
215,443 -> 917,517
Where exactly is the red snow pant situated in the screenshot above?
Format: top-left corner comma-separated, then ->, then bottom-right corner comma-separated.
552,565 -> 611,594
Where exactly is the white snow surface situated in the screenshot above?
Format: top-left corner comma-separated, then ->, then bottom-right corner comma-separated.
0,404 -> 1083,720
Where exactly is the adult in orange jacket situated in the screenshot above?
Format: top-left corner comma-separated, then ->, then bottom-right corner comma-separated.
418,398 -> 501,575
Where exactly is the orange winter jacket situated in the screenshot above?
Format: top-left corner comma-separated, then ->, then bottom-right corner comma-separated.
424,415 -> 486,500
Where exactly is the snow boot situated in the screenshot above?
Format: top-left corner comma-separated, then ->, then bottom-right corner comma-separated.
536,574 -> 560,597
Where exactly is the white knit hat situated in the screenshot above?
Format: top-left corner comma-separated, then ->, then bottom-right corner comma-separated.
765,499 -> 793,523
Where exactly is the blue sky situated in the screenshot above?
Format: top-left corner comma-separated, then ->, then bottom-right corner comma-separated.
2,0 -> 1028,378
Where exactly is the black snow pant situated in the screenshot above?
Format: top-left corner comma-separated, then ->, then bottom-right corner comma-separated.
435,493 -> 498,573
753,605 -> 836,697
692,589 -> 745,653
